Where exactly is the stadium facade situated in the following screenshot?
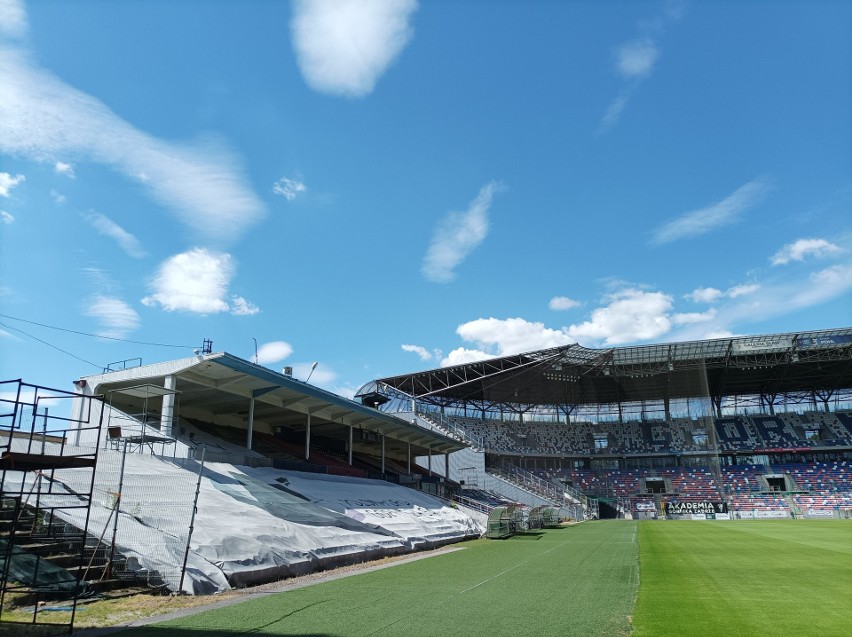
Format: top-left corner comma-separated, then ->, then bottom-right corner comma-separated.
358,328 -> 852,519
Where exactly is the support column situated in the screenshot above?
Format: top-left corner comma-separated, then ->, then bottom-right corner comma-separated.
348,425 -> 353,465
305,413 -> 311,460
445,452 -> 449,480
381,434 -> 386,474
407,442 -> 411,474
161,375 -> 176,437
71,381 -> 88,447
428,445 -> 432,476
246,395 -> 255,450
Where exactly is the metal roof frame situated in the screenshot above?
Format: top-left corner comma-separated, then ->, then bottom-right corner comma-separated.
364,328 -> 852,414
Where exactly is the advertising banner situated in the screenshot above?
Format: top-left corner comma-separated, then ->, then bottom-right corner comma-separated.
795,334 -> 852,348
665,501 -> 727,516
805,509 -> 835,518
754,510 -> 789,518
730,336 -> 793,353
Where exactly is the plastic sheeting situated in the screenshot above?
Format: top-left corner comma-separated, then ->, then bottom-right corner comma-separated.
245,468 -> 482,549
6,446 -> 478,594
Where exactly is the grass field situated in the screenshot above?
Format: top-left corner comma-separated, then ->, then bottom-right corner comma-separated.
633,519 -> 852,636
122,522 -> 639,637
16,519 -> 851,636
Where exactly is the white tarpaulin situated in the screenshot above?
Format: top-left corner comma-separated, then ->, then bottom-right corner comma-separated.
6,444 -> 477,594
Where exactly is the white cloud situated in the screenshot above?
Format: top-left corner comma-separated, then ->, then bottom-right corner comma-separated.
422,181 -> 502,283
256,341 -> 293,364
671,262 -> 852,342
456,317 -> 573,356
83,295 -> 140,339
0,0 -> 27,40
790,264 -> 852,307
142,248 -> 234,313
701,329 -> 735,340
727,283 -> 759,298
0,172 -> 24,196
0,44 -> 264,242
651,178 -> 771,245
549,296 -> 581,311
672,308 -> 716,326
0,210 -> 13,224
401,343 -> 432,361
84,212 -> 147,258
685,287 -> 723,303
50,189 -> 66,205
231,295 -> 260,316
330,384 -> 358,400
616,38 -> 659,79
441,347 -> 493,367
291,0 -> 418,97
272,176 -> 307,201
600,6 -> 682,131
770,238 -> 843,266
685,283 -> 758,303
566,289 -> 674,345
54,161 -> 75,178
600,90 -> 631,130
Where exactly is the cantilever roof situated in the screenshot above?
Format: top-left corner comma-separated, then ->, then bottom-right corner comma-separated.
366,328 -> 852,408
81,353 -> 465,456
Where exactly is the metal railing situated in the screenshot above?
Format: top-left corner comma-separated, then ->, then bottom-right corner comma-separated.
415,409 -> 485,450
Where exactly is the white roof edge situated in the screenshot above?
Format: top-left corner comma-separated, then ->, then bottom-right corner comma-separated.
80,353 -> 223,393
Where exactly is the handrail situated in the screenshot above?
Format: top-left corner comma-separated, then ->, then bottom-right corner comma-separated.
415,409 -> 485,450
497,460 -> 586,506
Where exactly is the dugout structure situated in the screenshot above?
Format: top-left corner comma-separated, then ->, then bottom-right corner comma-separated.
485,504 -> 524,539
359,328 -> 852,513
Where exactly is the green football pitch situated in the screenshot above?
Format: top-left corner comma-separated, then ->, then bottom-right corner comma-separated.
120,520 -> 851,637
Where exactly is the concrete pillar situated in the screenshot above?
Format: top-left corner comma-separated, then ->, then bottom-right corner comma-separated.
246,395 -> 255,450
71,381 -> 89,447
445,453 -> 449,480
305,412 -> 311,460
161,375 -> 176,437
381,434 -> 385,474
407,442 -> 411,474
348,425 -> 353,465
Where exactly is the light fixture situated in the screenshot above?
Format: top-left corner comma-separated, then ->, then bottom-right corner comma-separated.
305,361 -> 318,383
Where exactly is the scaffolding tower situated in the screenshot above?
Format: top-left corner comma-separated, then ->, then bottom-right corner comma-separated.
0,379 -> 104,634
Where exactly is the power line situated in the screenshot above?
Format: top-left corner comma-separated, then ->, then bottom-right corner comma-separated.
0,320 -> 102,370
0,313 -> 197,349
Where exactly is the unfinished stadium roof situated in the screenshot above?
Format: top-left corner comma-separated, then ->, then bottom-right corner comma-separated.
80,353 -> 465,456
363,328 -> 852,410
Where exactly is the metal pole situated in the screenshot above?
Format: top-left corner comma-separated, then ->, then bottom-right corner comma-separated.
179,446 -> 205,594
107,440 -> 129,579
41,407 -> 48,455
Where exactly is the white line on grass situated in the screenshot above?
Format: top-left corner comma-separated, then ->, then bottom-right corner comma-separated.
459,540 -> 571,594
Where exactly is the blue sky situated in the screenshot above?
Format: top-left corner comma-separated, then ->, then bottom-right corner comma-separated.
1,0 -> 851,398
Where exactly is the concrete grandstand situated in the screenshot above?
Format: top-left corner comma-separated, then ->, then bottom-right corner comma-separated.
359,327 -> 852,520
0,350 -> 483,633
